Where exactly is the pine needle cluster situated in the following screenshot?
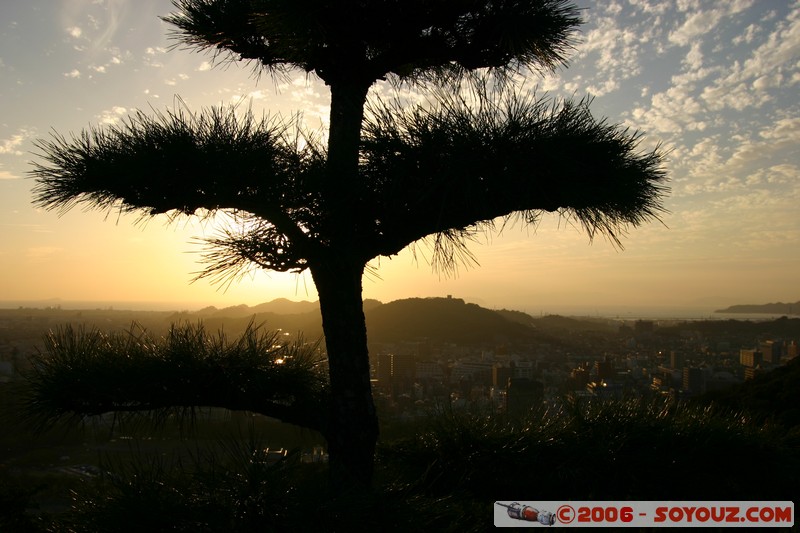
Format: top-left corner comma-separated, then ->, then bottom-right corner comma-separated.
25,322 -> 328,433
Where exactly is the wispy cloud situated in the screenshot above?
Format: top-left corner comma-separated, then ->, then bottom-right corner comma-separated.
26,246 -> 63,262
97,106 -> 128,125
701,6 -> 800,110
62,0 -> 128,53
66,26 -> 83,39
0,169 -> 20,180
0,130 -> 30,156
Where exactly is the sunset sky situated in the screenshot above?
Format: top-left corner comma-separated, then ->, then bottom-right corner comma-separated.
1,0 -> 798,315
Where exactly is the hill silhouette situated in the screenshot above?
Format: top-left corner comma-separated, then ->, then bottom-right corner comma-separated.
363,297 -> 537,343
715,301 -> 800,315
195,298 -> 320,318
178,297 -> 593,345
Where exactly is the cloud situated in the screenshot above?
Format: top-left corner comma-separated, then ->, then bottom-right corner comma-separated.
628,83 -> 705,134
0,169 -> 20,180
64,69 -> 81,79
0,130 -> 31,156
732,23 -> 760,45
585,79 -> 619,97
92,0 -> 127,52
88,52 -> 125,75
627,0 -> 668,15
669,10 -> 722,47
745,164 -> 799,186
700,6 -> 800,110
97,106 -> 128,125
572,13 -> 645,95
729,117 -> 800,166
26,247 -> 63,261
684,42 -> 703,70
673,179 -> 800,254
677,116 -> 800,200
63,0 -> 128,53
752,72 -> 783,90
759,117 -> 800,141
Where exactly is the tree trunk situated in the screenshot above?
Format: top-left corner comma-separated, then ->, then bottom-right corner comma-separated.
311,258 -> 378,490
325,79 -> 371,248
315,73 -> 376,489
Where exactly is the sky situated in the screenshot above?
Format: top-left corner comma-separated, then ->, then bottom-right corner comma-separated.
0,0 -> 798,315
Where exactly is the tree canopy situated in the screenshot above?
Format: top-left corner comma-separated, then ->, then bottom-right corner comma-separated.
162,0 -> 582,84
29,0 -> 668,488
32,87 -> 666,280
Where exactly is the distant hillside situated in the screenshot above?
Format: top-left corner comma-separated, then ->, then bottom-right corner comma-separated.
698,355 -> 800,428
195,298 -> 385,318
494,309 -> 537,327
196,298 -> 319,318
364,297 -> 538,344
178,297 -> 620,345
715,301 -> 800,315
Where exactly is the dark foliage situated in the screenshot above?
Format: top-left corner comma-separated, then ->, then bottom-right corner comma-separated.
379,399 -> 799,502
163,0 -> 582,84
361,87 -> 667,262
30,86 -> 668,283
24,322 -> 328,433
0,469 -> 43,533
17,398 -> 797,531
699,355 -> 800,429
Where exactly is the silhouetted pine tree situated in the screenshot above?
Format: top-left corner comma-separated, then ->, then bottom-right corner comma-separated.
30,0 -> 667,489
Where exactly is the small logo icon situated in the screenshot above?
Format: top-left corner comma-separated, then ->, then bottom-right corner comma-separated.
557,504 -> 575,524
496,502 -> 556,526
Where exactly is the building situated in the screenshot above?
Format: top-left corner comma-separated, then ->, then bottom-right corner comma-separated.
759,341 -> 781,364
451,359 -> 494,386
415,360 -> 444,380
492,364 -> 513,390
375,352 -> 415,393
739,349 -> 763,368
787,341 -> 798,360
506,377 -> 543,416
744,365 -> 762,381
594,358 -> 615,381
682,367 -> 705,395
513,360 -> 536,379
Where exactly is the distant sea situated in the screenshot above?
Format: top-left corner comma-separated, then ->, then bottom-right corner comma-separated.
520,304 -> 797,322
0,299 -> 207,312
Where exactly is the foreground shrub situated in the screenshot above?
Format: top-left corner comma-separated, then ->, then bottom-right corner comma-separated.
378,398 -> 799,502
26,398 -> 800,532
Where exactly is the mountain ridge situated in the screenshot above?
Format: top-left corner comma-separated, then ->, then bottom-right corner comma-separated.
715,301 -> 800,315
176,296 -> 624,346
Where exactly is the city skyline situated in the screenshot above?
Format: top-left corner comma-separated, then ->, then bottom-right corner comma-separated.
1,0 -> 798,313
